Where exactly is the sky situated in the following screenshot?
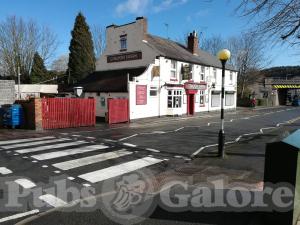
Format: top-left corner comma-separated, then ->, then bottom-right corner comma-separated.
0,0 -> 299,67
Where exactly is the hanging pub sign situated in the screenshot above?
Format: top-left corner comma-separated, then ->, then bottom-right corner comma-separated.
107,51 -> 142,63
152,66 -> 160,77
181,64 -> 192,80
184,82 -> 207,91
136,85 -> 147,105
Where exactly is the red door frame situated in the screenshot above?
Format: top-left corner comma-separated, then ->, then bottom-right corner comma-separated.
187,94 -> 195,115
186,89 -> 197,115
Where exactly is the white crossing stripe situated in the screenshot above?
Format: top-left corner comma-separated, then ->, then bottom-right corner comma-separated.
52,149 -> 132,171
0,209 -> 40,223
1,138 -> 71,150
78,157 -> 163,183
15,178 -> 36,189
0,136 -> 55,146
0,167 -> 12,175
39,194 -> 67,207
32,144 -> 109,161
123,143 -> 137,147
16,141 -> 88,154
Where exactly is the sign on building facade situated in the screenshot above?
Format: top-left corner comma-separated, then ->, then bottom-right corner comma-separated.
136,85 -> 147,105
107,51 -> 142,63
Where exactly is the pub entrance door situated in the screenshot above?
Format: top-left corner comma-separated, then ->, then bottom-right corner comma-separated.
187,94 -> 195,115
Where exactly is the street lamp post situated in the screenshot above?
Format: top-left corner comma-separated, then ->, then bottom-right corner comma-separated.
217,49 -> 231,158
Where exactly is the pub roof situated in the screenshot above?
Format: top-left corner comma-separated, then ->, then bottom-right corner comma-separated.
146,34 -> 236,71
69,67 -> 147,92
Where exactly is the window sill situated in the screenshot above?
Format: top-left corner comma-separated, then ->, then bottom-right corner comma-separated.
120,49 -> 127,52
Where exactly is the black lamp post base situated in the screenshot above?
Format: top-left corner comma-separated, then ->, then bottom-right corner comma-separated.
218,129 -> 225,158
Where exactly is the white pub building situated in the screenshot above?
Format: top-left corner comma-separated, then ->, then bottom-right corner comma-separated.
79,17 -> 238,120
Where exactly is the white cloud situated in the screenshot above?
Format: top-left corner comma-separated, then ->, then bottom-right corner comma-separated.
115,0 -> 151,16
115,0 -> 188,16
153,0 -> 188,13
186,9 -> 210,22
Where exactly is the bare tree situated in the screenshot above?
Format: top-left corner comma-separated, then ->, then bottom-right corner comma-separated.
92,25 -> 106,59
228,33 -> 269,98
236,0 -> 300,45
0,16 -> 58,81
200,35 -> 227,56
199,32 -> 269,98
51,54 -> 68,72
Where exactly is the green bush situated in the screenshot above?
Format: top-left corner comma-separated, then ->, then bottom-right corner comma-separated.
237,98 -> 251,107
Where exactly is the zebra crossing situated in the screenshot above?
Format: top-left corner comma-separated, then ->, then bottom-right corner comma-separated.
0,135 -> 167,223
0,135 -> 165,188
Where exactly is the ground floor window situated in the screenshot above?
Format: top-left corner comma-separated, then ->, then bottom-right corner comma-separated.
150,86 -> 158,97
211,92 -> 220,107
168,89 -> 182,108
225,93 -> 235,106
199,90 -> 205,106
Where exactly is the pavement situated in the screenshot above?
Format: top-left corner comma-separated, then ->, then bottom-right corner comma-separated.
0,106 -> 299,225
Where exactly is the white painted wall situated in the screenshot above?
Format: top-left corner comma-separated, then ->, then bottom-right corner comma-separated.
93,17 -> 237,120
127,57 -> 237,120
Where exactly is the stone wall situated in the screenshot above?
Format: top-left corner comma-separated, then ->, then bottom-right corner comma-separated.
0,80 -> 15,106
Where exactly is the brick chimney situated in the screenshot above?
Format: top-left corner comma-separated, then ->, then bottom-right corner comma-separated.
187,30 -> 198,55
136,17 -> 148,41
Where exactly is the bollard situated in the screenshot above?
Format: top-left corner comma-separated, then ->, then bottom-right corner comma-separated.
264,129 -> 300,225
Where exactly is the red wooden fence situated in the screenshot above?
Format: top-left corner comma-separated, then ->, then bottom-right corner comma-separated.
108,98 -> 129,124
42,98 -> 96,129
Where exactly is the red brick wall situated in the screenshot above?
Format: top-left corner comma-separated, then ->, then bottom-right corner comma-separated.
16,98 -> 43,130
34,98 -> 43,130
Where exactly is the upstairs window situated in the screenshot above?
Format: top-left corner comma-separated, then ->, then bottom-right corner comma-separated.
229,72 -> 233,83
120,35 -> 127,50
170,60 -> 177,79
200,66 -> 205,81
213,68 -> 217,80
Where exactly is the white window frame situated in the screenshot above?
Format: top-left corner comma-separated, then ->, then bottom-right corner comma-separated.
149,86 -> 158,97
225,93 -> 235,106
211,92 -> 220,107
229,71 -> 233,84
200,66 -> 205,81
120,36 -> 127,50
199,90 -> 205,106
170,60 -> 177,79
213,68 -> 217,80
168,89 -> 182,108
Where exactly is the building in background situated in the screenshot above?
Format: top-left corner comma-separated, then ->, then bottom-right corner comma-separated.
75,17 -> 238,120
0,80 -> 15,106
249,70 -> 300,106
15,84 -> 58,100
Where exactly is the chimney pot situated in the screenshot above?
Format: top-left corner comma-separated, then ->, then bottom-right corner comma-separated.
188,31 -> 199,55
136,17 -> 148,41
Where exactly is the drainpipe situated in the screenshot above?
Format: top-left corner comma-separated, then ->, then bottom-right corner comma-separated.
127,73 -> 130,122
158,71 -> 161,117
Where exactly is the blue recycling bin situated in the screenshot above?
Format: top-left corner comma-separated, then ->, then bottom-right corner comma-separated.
2,104 -> 24,128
